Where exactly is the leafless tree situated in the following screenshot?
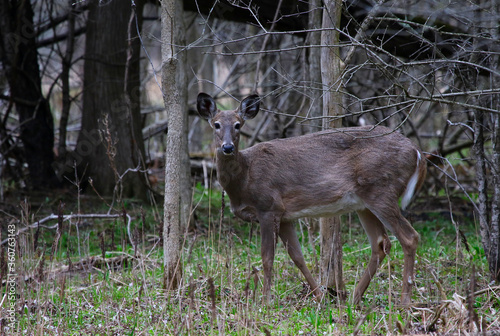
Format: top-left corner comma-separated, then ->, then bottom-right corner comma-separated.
161,0 -> 185,290
0,0 -> 59,189
319,0 -> 345,300
75,0 -> 148,200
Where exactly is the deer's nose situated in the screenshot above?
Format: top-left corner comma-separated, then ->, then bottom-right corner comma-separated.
222,143 -> 235,155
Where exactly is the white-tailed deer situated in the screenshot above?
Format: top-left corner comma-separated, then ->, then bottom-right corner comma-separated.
196,93 -> 426,305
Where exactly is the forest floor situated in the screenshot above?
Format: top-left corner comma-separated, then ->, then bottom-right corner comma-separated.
0,183 -> 499,335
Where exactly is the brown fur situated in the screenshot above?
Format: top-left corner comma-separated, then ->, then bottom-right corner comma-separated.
197,93 -> 427,305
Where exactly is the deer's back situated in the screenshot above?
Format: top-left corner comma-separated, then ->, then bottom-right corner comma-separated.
238,126 -> 420,219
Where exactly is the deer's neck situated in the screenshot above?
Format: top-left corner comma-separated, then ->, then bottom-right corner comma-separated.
216,151 -> 247,192
216,151 -> 259,222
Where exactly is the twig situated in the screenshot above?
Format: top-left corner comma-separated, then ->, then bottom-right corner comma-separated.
473,285 -> 500,297
252,0 -> 283,91
343,0 -> 388,67
425,152 -> 480,214
2,213 -> 133,247
425,301 -> 450,332
353,305 -> 374,336
429,268 -> 447,301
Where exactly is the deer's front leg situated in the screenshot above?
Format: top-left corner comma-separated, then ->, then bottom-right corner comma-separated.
279,221 -> 322,301
259,213 -> 280,304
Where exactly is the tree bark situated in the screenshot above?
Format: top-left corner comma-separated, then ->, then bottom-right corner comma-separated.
58,0 -> 76,160
75,0 -> 147,200
470,0 -> 500,282
0,0 -> 59,189
492,109 -> 500,281
307,0 -> 323,132
175,5 -> 192,231
319,0 -> 346,300
487,0 -> 500,282
161,0 -> 184,290
473,109 -> 491,267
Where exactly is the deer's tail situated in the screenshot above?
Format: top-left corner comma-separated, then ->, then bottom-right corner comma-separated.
401,150 -> 427,210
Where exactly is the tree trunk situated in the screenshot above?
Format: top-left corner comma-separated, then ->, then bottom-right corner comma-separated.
0,0 -> 59,189
175,6 -> 192,231
491,110 -> 500,281
486,0 -> 500,281
319,0 -> 346,300
161,0 -> 184,290
488,0 -> 500,283
307,0 -> 323,132
75,0 -> 147,200
470,0 -> 500,282
473,110 -> 491,265
58,0 -> 76,160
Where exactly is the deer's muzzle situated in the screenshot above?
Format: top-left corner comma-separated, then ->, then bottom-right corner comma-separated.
222,143 -> 235,155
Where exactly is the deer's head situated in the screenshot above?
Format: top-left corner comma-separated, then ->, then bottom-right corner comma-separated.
196,93 -> 260,155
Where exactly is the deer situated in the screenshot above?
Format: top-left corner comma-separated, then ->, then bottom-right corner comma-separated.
196,92 -> 427,305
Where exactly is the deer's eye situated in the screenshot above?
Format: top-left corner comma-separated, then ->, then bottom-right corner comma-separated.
234,122 -> 241,130
214,122 -> 221,130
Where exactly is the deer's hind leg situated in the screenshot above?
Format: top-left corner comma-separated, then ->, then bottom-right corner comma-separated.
368,205 -> 419,306
353,209 -> 392,305
279,221 -> 322,301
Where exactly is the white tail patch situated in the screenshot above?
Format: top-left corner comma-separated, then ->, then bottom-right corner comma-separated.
401,150 -> 421,210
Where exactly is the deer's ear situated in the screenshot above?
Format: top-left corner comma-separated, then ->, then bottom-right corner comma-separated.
197,93 -> 217,121
239,94 -> 260,120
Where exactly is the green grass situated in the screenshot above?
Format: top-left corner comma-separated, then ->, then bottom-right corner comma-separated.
2,187 -> 499,335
